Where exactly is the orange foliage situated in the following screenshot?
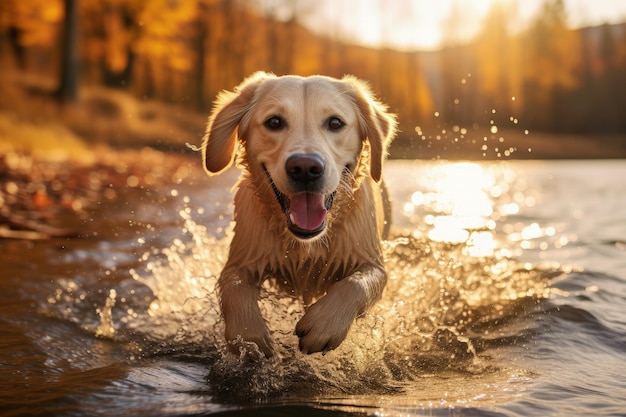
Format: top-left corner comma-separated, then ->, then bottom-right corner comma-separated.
1,0 -> 63,47
521,0 -> 581,90
0,0 -> 624,139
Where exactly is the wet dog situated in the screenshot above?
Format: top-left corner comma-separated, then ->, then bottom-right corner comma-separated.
202,71 -> 396,356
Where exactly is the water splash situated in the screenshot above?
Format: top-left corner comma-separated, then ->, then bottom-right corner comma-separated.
95,289 -> 117,338
44,161 -> 564,407
110,205 -> 554,402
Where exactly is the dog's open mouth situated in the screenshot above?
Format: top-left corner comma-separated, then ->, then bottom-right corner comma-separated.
264,168 -> 335,239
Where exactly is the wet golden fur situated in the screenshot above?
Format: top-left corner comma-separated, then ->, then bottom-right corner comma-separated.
202,71 -> 397,356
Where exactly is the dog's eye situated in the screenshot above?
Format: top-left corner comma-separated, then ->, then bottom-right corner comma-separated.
326,117 -> 345,131
264,116 -> 285,131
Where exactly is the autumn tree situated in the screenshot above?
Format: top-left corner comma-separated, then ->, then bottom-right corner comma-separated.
521,0 -> 581,130
473,1 -> 522,120
438,1 -> 476,125
0,0 -> 63,72
592,24 -> 626,131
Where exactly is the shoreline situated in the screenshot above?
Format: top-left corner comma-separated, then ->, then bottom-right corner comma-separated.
1,72 -> 625,162
1,114 -> 624,240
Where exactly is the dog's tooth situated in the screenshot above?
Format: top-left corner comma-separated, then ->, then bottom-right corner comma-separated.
289,213 -> 295,224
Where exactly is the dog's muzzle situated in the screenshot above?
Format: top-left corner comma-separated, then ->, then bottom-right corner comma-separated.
264,155 -> 335,239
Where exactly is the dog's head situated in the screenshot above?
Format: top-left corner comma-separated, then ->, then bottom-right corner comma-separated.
202,71 -> 396,240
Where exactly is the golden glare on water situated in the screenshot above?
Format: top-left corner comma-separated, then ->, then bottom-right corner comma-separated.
398,162 -> 522,257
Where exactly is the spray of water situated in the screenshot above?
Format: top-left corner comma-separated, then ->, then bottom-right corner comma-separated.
102,204 -> 551,402
45,161 -> 562,407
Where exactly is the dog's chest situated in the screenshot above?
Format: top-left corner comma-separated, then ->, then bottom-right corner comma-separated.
269,248 -> 353,304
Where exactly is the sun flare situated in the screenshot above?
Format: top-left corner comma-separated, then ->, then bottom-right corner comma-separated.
315,0 -> 513,50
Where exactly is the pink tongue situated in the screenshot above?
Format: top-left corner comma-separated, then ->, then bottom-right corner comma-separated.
289,193 -> 327,231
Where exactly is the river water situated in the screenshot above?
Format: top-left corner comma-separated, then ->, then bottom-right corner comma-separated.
1,158 -> 625,416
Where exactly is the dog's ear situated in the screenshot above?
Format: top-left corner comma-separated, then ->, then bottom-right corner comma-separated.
344,76 -> 397,183
202,72 -> 274,175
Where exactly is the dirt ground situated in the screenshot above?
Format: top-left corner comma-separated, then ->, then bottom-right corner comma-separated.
0,145 -> 197,239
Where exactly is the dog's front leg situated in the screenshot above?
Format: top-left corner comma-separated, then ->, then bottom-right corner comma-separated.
295,264 -> 386,354
218,268 -> 273,358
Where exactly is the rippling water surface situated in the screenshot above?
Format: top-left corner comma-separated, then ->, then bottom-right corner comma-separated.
1,159 -> 625,416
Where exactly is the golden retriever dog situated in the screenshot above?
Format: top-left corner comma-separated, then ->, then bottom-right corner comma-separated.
202,71 -> 396,357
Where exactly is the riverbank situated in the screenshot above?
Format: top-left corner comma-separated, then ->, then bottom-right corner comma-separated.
0,117 -> 197,239
1,73 -> 625,238
389,125 -> 626,160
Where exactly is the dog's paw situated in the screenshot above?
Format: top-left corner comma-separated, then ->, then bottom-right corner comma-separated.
295,297 -> 357,354
225,324 -> 274,359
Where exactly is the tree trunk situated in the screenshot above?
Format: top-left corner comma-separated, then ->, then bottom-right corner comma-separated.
58,0 -> 79,102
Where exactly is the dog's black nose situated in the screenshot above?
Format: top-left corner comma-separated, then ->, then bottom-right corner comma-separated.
286,153 -> 325,183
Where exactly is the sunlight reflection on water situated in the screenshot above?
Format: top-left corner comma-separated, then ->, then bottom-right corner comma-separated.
395,162 -> 523,257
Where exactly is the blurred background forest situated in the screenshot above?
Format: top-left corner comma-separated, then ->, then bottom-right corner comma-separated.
1,0 -> 625,159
